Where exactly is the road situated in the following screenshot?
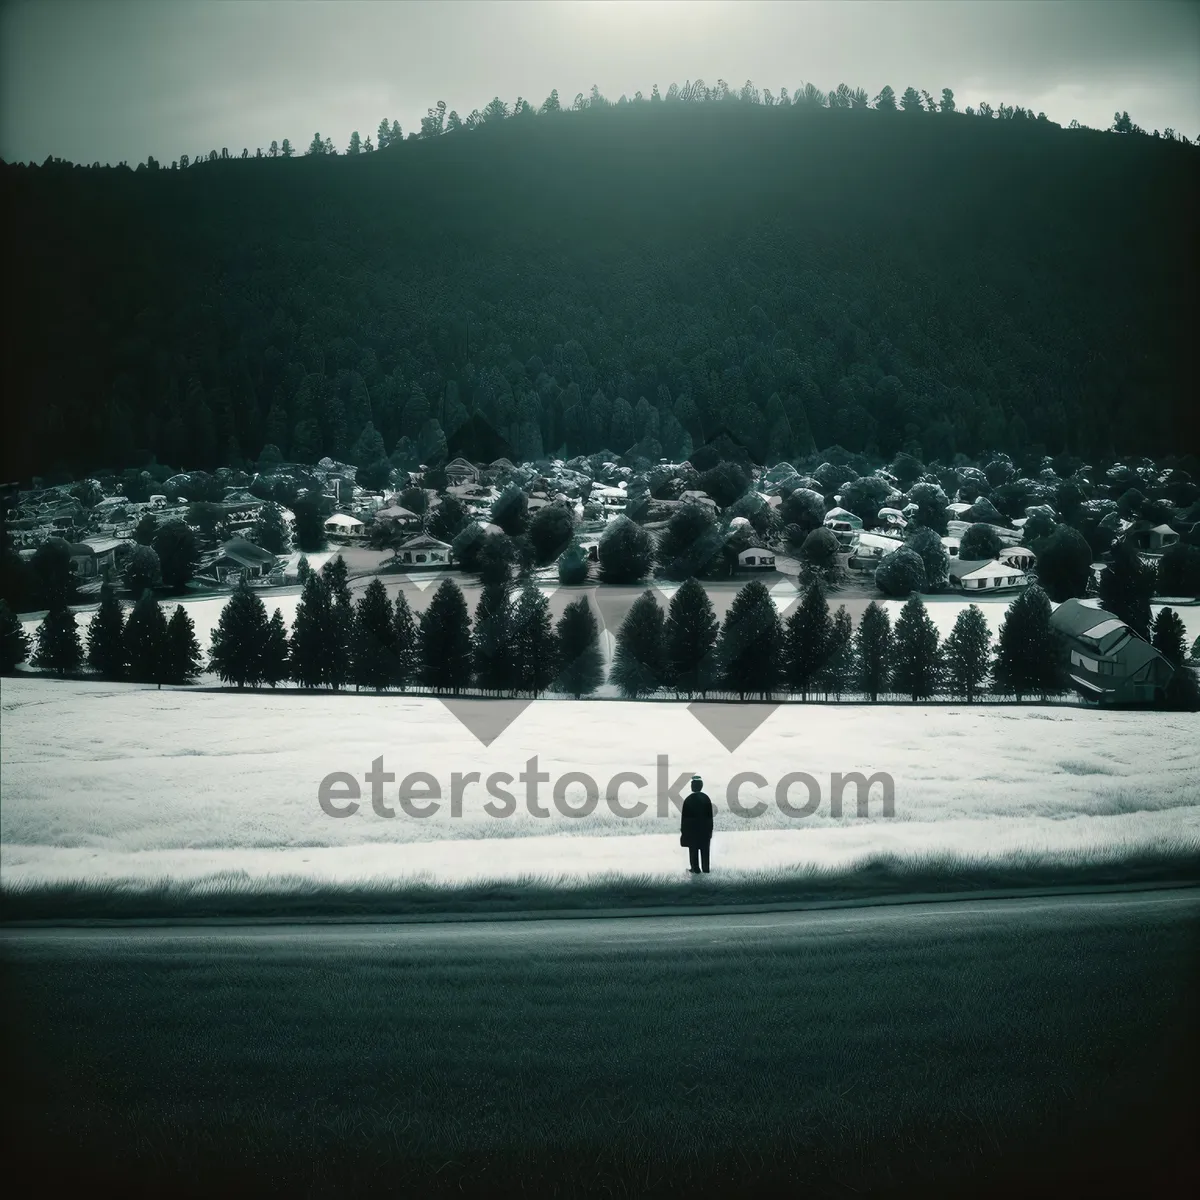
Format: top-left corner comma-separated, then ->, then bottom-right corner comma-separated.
4,885 -> 1195,953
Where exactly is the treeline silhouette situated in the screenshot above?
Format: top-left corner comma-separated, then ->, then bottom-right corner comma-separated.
3,83 -> 1197,483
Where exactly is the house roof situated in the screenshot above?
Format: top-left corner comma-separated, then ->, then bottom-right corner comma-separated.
445,457 -> 477,472
217,537 -> 277,568
398,533 -> 452,550
376,505 -> 418,520
950,558 -> 1027,581
81,537 -> 128,554
324,513 -> 364,528
738,546 -> 774,557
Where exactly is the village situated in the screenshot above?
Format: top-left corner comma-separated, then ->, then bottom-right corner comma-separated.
3,444 -> 1198,707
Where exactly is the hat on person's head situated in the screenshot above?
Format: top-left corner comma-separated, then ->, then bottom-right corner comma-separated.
691,774 -> 703,790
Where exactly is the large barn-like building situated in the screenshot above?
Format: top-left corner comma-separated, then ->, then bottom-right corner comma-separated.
1051,598 -> 1174,705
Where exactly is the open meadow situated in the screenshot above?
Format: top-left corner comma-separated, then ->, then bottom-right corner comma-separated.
2,675 -> 1196,914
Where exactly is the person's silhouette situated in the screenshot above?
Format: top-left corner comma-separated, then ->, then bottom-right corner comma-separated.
680,775 -> 714,873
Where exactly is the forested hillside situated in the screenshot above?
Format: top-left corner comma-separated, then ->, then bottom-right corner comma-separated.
3,99 -> 1197,482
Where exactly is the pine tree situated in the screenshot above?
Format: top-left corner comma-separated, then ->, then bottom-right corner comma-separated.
1099,539 -> 1157,639
329,591 -> 352,691
854,601 -> 892,701
210,578 -> 269,688
510,582 -> 558,696
943,604 -> 992,702
784,580 -> 831,699
289,573 -> 337,688
611,590 -> 667,698
664,577 -> 720,697
1151,607 -> 1187,668
321,555 -> 351,607
717,580 -> 783,699
818,605 -> 853,699
165,605 -> 202,683
890,595 -> 942,701
86,583 -> 126,679
553,596 -> 604,698
31,605 -> 82,676
472,581 -> 513,693
392,590 -> 418,690
124,591 -> 170,686
993,585 -> 1067,701
263,608 -> 290,687
250,502 -> 290,554
350,578 -> 396,691
0,599 -> 30,673
418,578 -> 473,694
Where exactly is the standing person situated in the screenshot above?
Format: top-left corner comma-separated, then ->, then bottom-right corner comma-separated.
680,775 -> 714,873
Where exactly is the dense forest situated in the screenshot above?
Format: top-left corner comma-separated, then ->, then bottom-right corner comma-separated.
2,85 -> 1198,484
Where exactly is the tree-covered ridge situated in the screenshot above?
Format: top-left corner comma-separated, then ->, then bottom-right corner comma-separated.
3,91 -> 1197,483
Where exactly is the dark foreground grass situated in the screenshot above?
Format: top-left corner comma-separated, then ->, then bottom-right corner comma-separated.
1,894 -> 1197,1198
3,847 -> 1198,922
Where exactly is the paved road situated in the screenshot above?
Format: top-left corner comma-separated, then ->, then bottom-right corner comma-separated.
4,886 -> 1195,956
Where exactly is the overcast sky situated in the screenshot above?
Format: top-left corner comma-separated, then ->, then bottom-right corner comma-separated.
1,0 -> 1197,164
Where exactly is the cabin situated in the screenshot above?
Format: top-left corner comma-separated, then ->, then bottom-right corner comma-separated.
850,531 -> 904,566
444,457 -> 480,486
948,558 -> 1030,593
1125,523 -> 1180,554
79,536 -> 129,576
213,537 -> 280,583
394,532 -> 453,567
737,547 -> 776,571
373,505 -> 421,534
323,513 -> 366,542
1051,598 -> 1174,705
997,545 -> 1037,571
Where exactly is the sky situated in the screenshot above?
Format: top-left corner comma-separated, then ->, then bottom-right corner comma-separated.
1,0 -> 1197,164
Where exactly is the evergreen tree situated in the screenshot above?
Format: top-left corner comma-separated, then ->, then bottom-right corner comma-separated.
124,590 -> 170,686
125,544 -> 161,595
818,605 -> 853,699
1035,524 -> 1092,601
510,582 -> 558,696
611,590 -> 667,698
391,589 -> 418,690
263,608 -> 289,687
553,596 -> 604,698
31,538 -> 78,608
296,554 -> 311,584
943,604 -> 992,701
418,578 -> 473,694
210,577 -> 269,688
528,504 -> 574,564
993,585 -> 1068,701
905,526 -> 950,591
854,601 -> 892,701
250,502 -> 290,554
165,605 -> 202,683
557,543 -> 590,585
290,573 -> 338,688
153,519 -> 200,591
658,504 -> 722,579
31,605 -> 82,675
599,515 -> 654,583
491,485 -> 529,536
784,580 -> 831,699
472,581 -> 513,693
1099,539 -> 1156,639
293,492 -> 326,552
320,554 -> 352,607
664,577 -> 720,696
350,578 -> 396,690
890,595 -> 942,701
1151,607 -> 1187,668
717,580 -> 783,699
0,599 -> 30,673
86,583 -> 126,678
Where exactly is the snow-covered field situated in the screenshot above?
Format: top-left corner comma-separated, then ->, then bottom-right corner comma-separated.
2,676 -> 1196,891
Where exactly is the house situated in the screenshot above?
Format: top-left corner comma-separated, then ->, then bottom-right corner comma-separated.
1051,598 -> 1174,705
373,505 -> 421,533
997,545 -> 1037,571
1125,523 -> 1180,554
80,537 -> 129,575
737,546 -> 776,570
67,542 -> 100,578
948,558 -> 1030,593
394,532 -> 453,567
823,507 -> 862,529
941,536 -> 961,559
324,513 -> 366,541
946,519 -> 1023,546
850,531 -> 904,565
444,457 -> 480,486
213,537 -> 280,583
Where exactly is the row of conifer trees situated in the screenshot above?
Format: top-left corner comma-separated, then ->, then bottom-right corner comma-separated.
12,562 -> 1190,704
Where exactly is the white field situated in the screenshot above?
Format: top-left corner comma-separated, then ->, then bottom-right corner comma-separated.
2,676 -> 1197,891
